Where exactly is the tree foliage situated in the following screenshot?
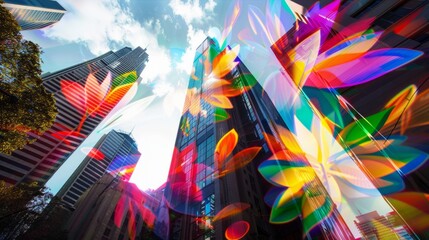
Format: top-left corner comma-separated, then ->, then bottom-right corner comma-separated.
0,0 -> 57,155
0,181 -> 52,239
17,197 -> 70,240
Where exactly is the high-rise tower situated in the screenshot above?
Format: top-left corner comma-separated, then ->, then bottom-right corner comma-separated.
0,47 -> 148,185
2,0 -> 66,30
57,129 -> 140,209
164,37 -> 353,239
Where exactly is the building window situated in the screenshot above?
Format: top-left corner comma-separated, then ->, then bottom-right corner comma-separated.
353,0 -> 383,18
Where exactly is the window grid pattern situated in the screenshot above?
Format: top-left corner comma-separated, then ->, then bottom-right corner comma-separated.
5,6 -> 64,30
0,47 -> 146,185
60,130 -> 140,208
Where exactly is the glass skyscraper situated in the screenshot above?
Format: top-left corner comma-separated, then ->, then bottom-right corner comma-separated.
57,129 -> 141,209
0,46 -> 148,186
164,37 -> 353,239
2,0 -> 66,30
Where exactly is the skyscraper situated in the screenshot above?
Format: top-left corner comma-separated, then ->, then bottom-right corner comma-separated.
57,129 -> 140,209
164,37 -> 353,239
0,46 -> 148,185
2,0 -> 66,30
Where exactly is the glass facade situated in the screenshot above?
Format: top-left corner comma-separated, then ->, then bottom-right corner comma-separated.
3,0 -> 66,30
164,37 -> 353,239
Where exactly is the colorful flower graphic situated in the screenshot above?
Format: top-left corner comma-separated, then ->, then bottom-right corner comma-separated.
53,71 -> 138,144
114,182 -> 156,240
259,100 -> 428,233
225,220 -> 250,240
214,129 -> 261,178
183,46 -> 257,117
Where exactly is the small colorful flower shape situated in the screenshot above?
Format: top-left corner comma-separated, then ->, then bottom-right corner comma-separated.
114,182 -> 156,240
214,129 -> 261,178
258,159 -> 333,234
60,72 -> 111,117
183,46 -> 257,116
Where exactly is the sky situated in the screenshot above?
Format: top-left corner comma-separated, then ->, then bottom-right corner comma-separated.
21,0 -> 265,193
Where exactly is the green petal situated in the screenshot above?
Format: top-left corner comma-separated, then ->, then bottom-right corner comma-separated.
340,108 -> 392,146
302,190 -> 333,234
304,87 -> 344,128
214,108 -> 230,122
270,189 -> 302,223
112,71 -> 138,89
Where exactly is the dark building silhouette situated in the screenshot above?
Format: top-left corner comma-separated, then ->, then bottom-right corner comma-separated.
2,0 -> 66,30
66,174 -> 160,240
164,37 -> 353,239
57,130 -> 140,209
0,47 -> 148,185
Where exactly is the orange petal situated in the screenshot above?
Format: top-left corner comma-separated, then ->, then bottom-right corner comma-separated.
60,80 -> 86,115
351,139 -> 394,155
316,32 -> 381,70
222,87 -> 246,97
215,129 -> 238,169
277,126 -> 303,156
384,85 -> 417,126
406,88 -> 429,130
84,73 -> 103,113
211,45 -> 240,79
221,147 -> 262,176
263,132 -> 284,155
184,88 -> 201,116
204,94 -> 233,109
212,203 -> 250,222
302,193 -> 327,219
104,83 -> 134,105
360,156 -> 398,178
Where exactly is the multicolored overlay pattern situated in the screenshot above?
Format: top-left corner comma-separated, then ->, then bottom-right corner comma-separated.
24,0 -> 428,239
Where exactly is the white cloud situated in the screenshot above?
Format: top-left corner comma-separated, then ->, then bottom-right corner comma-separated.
169,0 -> 216,25
152,81 -> 173,97
163,14 -> 173,22
44,0 -> 171,83
204,0 -> 216,11
168,0 -> 219,74
176,25 -> 208,74
144,18 -> 164,36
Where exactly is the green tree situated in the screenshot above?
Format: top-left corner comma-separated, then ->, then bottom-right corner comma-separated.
0,181 -> 52,239
17,197 -> 70,240
0,0 -> 57,155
